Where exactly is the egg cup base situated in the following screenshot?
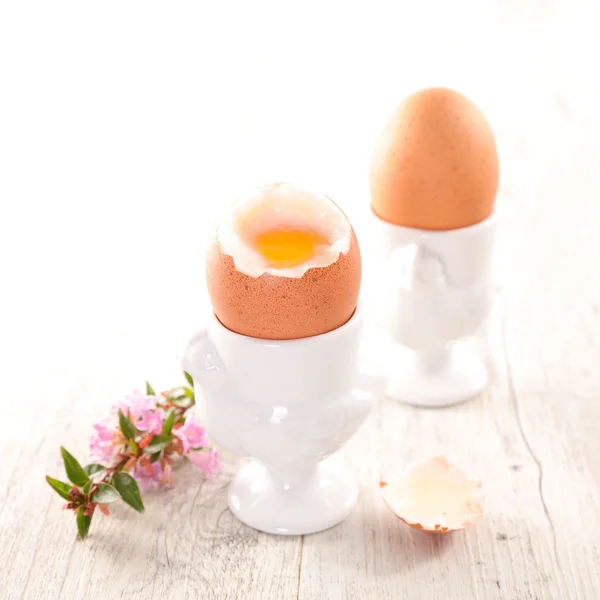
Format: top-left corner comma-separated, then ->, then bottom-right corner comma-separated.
384,341 -> 488,408
227,458 -> 358,536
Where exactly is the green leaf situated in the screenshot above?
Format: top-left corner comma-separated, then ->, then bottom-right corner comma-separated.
76,507 -> 92,539
168,388 -> 193,405
113,472 -> 144,513
46,476 -> 73,501
184,371 -> 194,388
118,409 -> 137,441
93,483 -> 121,504
145,435 -> 172,454
130,439 -> 139,454
84,463 -> 107,477
162,411 -> 176,436
60,447 -> 90,487
167,388 -> 185,401
146,381 -> 156,396
149,451 -> 161,462
83,480 -> 92,494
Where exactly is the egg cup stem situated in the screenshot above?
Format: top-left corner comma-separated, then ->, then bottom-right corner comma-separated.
414,346 -> 452,373
228,459 -> 358,535
386,342 -> 488,408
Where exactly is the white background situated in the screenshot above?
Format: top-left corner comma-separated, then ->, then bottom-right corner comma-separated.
1,0 -> 599,392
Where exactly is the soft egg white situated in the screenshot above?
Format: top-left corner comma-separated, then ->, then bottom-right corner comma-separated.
216,183 -> 351,279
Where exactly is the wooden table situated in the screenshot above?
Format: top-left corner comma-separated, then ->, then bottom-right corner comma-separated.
1,2 -> 599,598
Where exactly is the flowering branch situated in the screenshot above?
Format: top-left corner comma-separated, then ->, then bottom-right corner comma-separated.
46,371 -> 220,539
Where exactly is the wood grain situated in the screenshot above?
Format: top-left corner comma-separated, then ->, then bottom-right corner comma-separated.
2,1 -> 600,598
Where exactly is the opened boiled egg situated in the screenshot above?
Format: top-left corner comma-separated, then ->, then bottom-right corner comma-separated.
370,87 -> 499,231
380,456 -> 483,534
206,183 -> 361,340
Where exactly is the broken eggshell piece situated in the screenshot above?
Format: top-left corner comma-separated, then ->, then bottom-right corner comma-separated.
380,456 -> 483,534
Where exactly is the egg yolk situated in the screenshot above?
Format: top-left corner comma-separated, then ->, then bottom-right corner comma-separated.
253,227 -> 329,268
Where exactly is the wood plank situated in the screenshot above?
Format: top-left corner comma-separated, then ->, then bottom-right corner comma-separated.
298,302 -> 567,600
0,377 -> 82,600
498,173 -> 600,599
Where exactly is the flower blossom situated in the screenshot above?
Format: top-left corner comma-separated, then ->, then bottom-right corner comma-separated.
89,421 -> 119,463
133,460 -> 174,491
188,450 -> 221,476
137,408 -> 164,435
174,414 -> 208,452
119,391 -> 159,420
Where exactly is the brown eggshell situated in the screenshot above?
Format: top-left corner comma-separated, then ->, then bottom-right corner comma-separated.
380,481 -> 450,534
379,457 -> 484,534
370,87 -> 499,230
205,227 -> 361,340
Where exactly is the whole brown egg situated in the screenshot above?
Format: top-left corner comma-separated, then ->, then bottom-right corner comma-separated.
370,88 -> 499,230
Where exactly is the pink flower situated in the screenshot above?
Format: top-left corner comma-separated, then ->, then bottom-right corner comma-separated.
109,400 -> 129,419
89,421 -> 118,463
133,461 -> 174,491
111,390 -> 158,420
188,450 -> 221,476
137,408 -> 164,435
124,391 -> 158,422
174,414 -> 208,452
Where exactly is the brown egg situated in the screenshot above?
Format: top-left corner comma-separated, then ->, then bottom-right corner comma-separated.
205,183 -> 362,340
370,87 -> 499,230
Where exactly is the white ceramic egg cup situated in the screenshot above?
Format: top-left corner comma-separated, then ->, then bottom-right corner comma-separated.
369,214 -> 497,408
182,301 -> 385,535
